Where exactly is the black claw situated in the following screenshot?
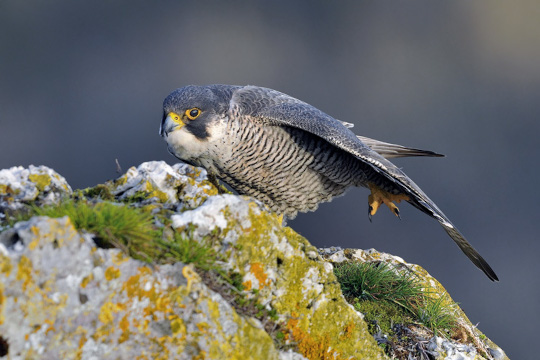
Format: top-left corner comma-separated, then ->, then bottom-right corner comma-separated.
368,206 -> 373,222
394,208 -> 401,220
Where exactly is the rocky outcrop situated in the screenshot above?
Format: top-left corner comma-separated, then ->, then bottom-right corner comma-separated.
0,162 -> 507,359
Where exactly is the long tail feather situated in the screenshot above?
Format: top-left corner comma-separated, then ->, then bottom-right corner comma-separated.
357,135 -> 444,159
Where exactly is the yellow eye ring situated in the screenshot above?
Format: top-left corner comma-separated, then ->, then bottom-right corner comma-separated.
185,108 -> 201,120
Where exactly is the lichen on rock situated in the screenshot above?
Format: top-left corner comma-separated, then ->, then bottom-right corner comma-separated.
105,161 -> 219,209
0,216 -> 288,359
0,165 -> 72,210
171,195 -> 385,359
0,162 -> 508,360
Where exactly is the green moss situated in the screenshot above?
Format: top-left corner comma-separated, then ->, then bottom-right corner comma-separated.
354,299 -> 409,335
113,175 -> 127,186
82,184 -> 115,201
121,190 -> 151,204
206,174 -> 231,195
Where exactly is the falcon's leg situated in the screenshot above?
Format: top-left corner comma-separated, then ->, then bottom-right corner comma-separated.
367,183 -> 410,221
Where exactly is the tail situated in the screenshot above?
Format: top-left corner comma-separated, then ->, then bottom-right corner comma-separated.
356,135 -> 445,159
347,140 -> 498,281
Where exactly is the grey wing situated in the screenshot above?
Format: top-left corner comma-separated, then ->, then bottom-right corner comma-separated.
232,86 -> 498,281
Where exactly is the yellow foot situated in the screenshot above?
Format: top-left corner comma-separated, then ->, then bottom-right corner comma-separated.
368,183 -> 410,221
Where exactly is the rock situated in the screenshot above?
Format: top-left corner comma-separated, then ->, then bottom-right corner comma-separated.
321,248 -> 508,360
0,216 -> 287,359
170,194 -> 385,359
0,165 -> 72,212
0,162 -> 507,360
105,161 -> 219,209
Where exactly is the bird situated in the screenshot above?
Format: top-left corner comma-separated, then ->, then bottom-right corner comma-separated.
159,84 -> 498,281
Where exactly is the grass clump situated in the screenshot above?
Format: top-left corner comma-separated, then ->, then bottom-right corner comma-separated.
334,262 -> 457,337
33,200 -> 223,271
156,230 -> 220,272
4,198 -> 224,273
35,200 -> 158,262
414,292 -> 457,334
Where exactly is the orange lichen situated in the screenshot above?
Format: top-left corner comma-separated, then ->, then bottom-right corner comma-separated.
76,332 -> 88,360
242,279 -> 252,291
196,322 -> 210,334
340,321 -> 356,340
286,313 -> 347,360
44,318 -> 56,335
119,314 -> 131,343
250,262 -> 269,288
98,301 -> 116,325
90,266 -> 188,351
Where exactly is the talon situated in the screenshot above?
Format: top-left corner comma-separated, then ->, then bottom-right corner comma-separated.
394,207 -> 401,220
368,205 -> 373,222
367,183 -> 409,219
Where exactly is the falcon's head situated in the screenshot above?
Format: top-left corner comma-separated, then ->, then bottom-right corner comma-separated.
160,85 -> 237,161
161,85 -> 222,140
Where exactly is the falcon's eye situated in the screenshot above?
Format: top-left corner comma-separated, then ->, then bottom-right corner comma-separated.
185,108 -> 201,120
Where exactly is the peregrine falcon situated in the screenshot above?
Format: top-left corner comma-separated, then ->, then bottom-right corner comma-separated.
159,84 -> 498,281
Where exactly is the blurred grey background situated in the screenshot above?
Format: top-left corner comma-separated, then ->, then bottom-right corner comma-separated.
1,1 -> 538,357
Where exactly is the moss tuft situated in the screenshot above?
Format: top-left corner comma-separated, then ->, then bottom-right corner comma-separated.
82,184 -> 115,201
354,299 -> 408,335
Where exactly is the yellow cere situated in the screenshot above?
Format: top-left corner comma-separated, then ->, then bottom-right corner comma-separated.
168,112 -> 182,124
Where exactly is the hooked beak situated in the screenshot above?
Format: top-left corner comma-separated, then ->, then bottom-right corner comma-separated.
159,112 -> 184,137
